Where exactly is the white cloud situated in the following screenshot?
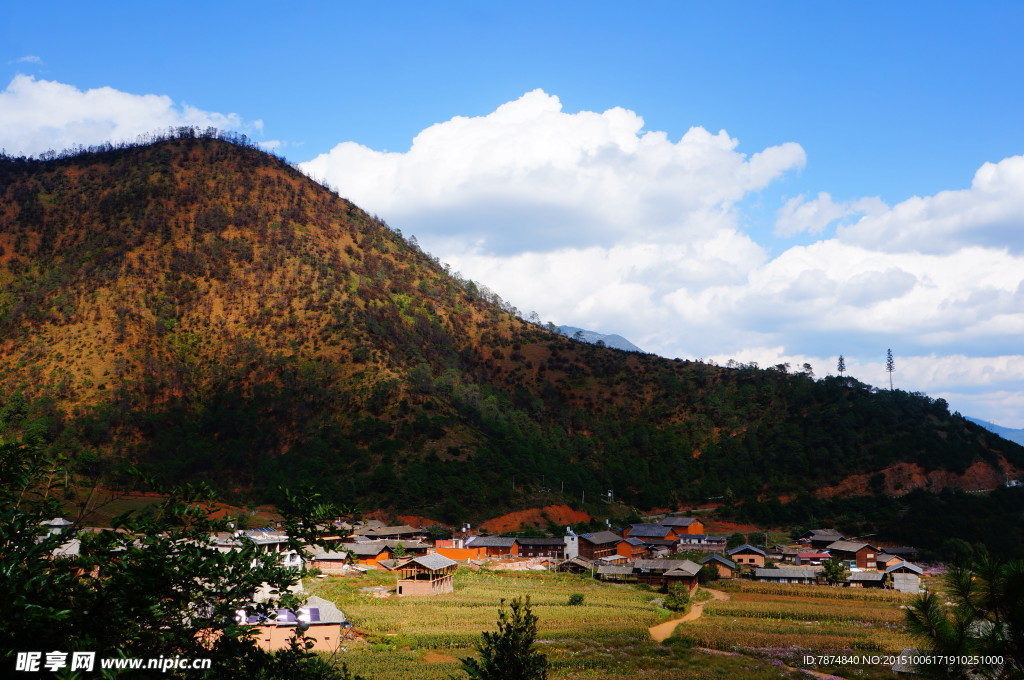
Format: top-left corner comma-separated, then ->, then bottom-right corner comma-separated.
837,155 -> 1024,253
0,75 -> 259,156
14,55 -> 43,64
775,191 -> 886,236
301,89 -> 806,254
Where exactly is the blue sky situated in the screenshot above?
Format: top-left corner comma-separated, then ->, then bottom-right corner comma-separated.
3,2 -> 1024,427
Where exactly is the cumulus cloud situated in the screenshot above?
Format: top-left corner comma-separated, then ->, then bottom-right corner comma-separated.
837,155 -> 1024,253
775,191 -> 887,237
300,89 -> 806,254
0,75 -> 259,156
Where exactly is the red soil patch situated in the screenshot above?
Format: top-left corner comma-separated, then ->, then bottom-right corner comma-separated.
816,458 -> 1020,499
480,505 -> 591,533
422,651 -> 458,664
396,515 -> 446,528
702,519 -> 761,533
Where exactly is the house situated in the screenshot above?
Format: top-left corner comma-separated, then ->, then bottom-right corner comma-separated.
802,529 -> 845,551
306,547 -> 350,574
396,554 -> 457,596
556,557 -> 595,574
467,536 -> 518,557
794,552 -> 830,566
754,568 -> 818,585
577,531 -> 623,561
633,559 -> 701,591
596,565 -> 635,582
212,530 -> 303,570
615,537 -> 649,560
516,538 -> 565,559
659,516 -> 706,535
886,561 -> 924,592
876,553 -> 904,570
352,524 -> 426,541
727,544 -> 767,567
884,546 -> 919,561
825,540 -> 878,569
339,540 -> 398,566
770,544 -> 802,562
676,534 -> 728,552
623,523 -> 676,541
848,571 -> 887,588
240,595 -> 348,652
40,517 -> 74,536
699,553 -> 736,579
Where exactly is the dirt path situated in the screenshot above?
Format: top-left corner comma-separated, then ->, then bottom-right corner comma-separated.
648,587 -> 728,642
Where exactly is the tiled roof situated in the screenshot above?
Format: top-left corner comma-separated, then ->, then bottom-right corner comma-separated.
660,517 -> 699,527
408,553 -> 457,571
516,537 -> 566,546
699,554 -> 735,569
580,531 -> 622,545
727,544 -> 767,557
754,568 -> 818,580
825,540 -> 872,553
628,523 -> 671,537
849,571 -> 886,581
468,536 -> 518,548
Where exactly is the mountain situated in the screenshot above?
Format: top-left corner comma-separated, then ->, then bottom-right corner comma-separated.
968,417 -> 1024,448
556,326 -> 643,352
1,132 -> 1021,522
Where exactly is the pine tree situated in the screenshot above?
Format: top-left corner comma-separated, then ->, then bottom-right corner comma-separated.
837,354 -> 846,377
460,596 -> 548,680
886,348 -> 895,390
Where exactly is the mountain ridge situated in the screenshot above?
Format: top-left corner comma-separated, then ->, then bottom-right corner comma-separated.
1,133 -> 1021,520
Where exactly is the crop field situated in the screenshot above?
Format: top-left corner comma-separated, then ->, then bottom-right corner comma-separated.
676,579 -> 918,679
305,569 -> 814,679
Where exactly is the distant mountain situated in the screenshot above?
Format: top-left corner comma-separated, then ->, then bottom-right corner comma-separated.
556,326 -> 643,352
968,417 -> 1024,447
1,132 -> 1021,521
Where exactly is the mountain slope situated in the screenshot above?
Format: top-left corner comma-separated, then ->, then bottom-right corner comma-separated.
1,133 -> 1021,519
556,325 -> 643,352
968,417 -> 1024,448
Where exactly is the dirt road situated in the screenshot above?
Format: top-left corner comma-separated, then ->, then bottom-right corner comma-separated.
648,587 -> 728,642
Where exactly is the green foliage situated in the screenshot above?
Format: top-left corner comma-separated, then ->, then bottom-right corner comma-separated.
821,556 -> 850,585
459,596 -> 548,680
905,557 -> 1023,678
567,593 -> 585,606
0,437 -> 349,679
664,584 -> 691,613
726,532 -> 746,549
697,563 -> 719,583
748,531 -> 767,547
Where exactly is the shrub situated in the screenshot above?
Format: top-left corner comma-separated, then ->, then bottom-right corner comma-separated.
567,593 -> 585,606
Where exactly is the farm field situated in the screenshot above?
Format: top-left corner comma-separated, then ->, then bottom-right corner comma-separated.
678,579 -> 918,679
305,569 -> 814,679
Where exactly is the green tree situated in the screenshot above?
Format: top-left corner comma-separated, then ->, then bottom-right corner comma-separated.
748,531 -> 767,547
905,558 -> 1023,678
460,596 -> 548,680
726,532 -> 746,549
0,437 -> 349,679
837,355 -> 846,377
821,556 -> 850,585
886,348 -> 895,390
664,583 -> 691,612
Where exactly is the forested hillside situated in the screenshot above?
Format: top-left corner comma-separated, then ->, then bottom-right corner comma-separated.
1,131 -> 1020,520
